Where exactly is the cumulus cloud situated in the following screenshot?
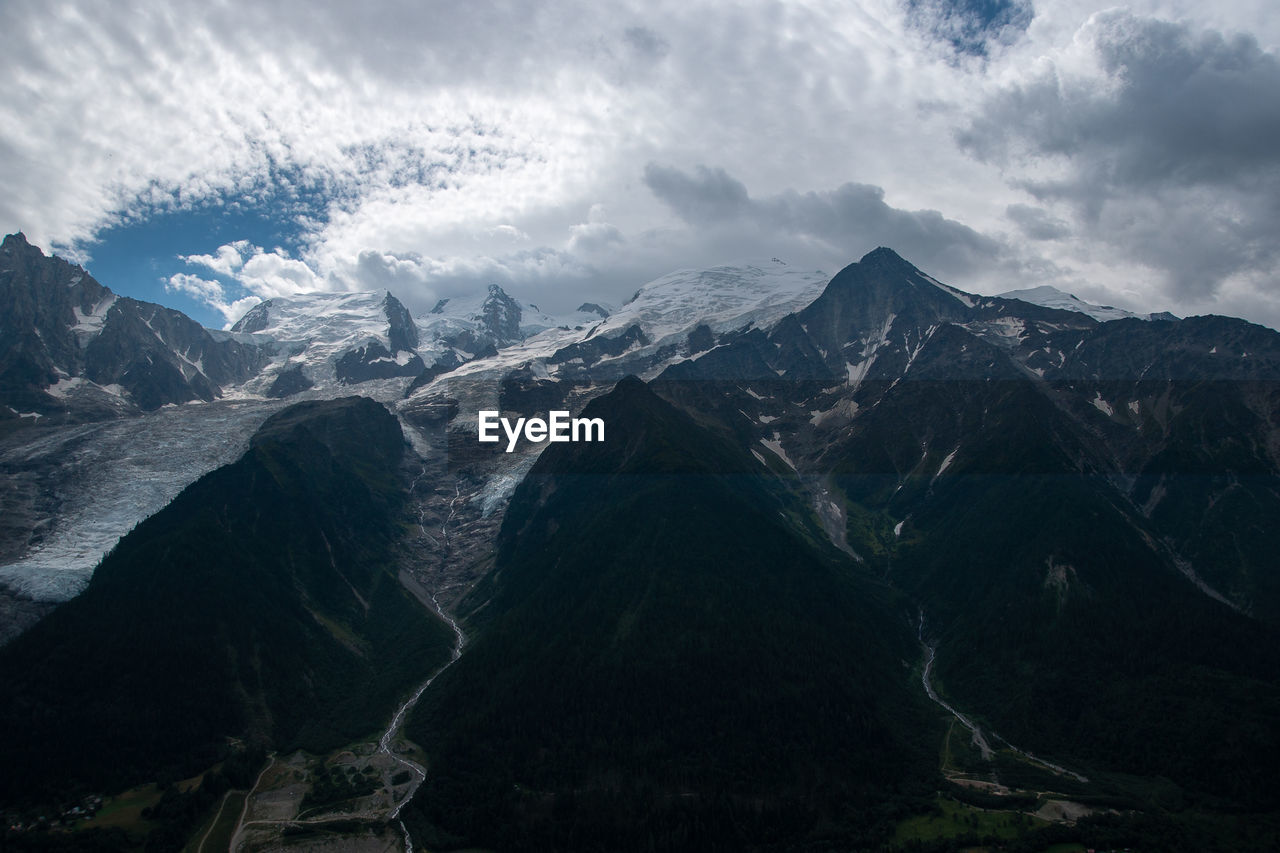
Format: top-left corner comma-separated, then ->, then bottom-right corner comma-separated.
182,241 -> 254,277
173,242 -> 328,325
183,243 -> 325,299
568,205 -> 625,255
3,1 -> 1280,327
165,272 -> 262,325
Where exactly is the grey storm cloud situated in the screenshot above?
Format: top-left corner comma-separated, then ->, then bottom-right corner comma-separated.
1005,204 -> 1070,241
960,11 -> 1280,299
642,163 -> 1005,279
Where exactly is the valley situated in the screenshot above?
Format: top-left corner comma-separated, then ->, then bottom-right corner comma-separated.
3,237 -> 1280,851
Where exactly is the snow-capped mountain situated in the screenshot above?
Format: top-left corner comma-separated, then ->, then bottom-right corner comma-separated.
597,259 -> 829,348
998,284 -> 1178,323
402,259 -> 830,400
5,236 -> 1280,852
4,235 -> 1279,643
407,284 -> 604,391
0,232 -> 267,421
421,283 -> 596,346
228,290 -> 424,394
0,248 -> 832,627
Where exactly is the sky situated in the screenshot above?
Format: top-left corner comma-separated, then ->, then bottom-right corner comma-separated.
2,0 -> 1279,330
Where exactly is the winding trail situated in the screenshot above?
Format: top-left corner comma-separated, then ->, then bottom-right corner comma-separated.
227,756 -> 277,852
195,790 -> 234,853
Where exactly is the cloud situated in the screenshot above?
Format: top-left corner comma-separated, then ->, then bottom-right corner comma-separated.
568,205 -> 625,255
165,272 -> 262,325
174,242 -> 328,324
182,241 -> 254,277
166,273 -> 226,304
183,243 -> 324,299
959,10 -> 1280,302
4,1 -> 1280,328
643,162 -> 1006,280
1005,204 -> 1070,241
642,166 -> 750,224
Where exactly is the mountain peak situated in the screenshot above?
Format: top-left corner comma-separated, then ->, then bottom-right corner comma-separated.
381,291 -> 419,351
610,373 -> 648,397
858,246 -> 911,268
480,283 -> 522,344
2,231 -> 33,252
997,284 -> 1147,323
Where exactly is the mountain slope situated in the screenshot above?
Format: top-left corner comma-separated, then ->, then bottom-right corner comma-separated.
403,377 -> 937,851
0,396 -> 455,802
0,233 -> 266,419
652,247 -> 1280,812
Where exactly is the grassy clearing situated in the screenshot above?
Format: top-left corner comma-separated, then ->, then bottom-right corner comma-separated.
893,795 -> 1047,845
73,783 -> 162,833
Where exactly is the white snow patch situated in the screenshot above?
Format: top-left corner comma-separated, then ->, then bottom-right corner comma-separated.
760,434 -> 796,470
46,376 -> 86,398
70,293 -> 117,342
846,358 -> 874,387
1090,393 -> 1114,416
920,273 -> 976,307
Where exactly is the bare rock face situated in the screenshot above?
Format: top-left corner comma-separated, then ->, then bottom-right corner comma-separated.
479,283 -> 523,346
0,233 -> 269,419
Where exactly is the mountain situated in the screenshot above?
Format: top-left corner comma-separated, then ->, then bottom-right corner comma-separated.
228,289 -> 427,392
997,283 -> 1178,322
0,396 -> 455,802
0,232 -> 267,420
397,259 -> 833,468
4,235 -> 1280,849
402,377 -> 937,851
404,284 -> 603,393
650,247 -> 1280,811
